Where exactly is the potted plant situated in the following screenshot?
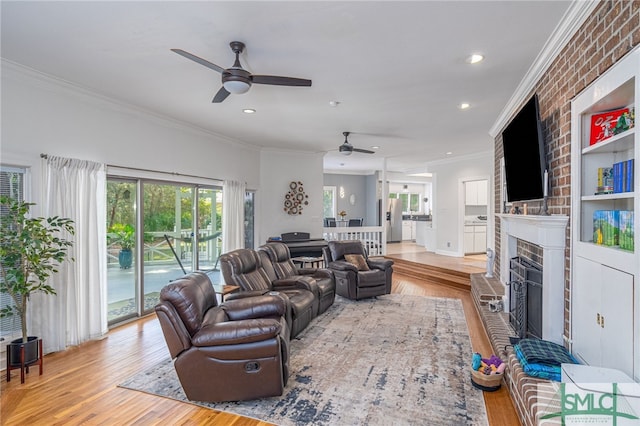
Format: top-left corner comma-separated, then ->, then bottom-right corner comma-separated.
107,223 -> 135,269
0,195 -> 75,367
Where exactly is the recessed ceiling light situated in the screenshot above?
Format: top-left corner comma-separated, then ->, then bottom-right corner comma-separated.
467,54 -> 484,64
371,146 -> 380,150
243,108 -> 256,114
329,101 -> 340,107
446,151 -> 453,155
459,103 -> 470,110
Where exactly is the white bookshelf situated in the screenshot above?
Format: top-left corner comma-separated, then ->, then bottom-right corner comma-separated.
570,47 -> 639,380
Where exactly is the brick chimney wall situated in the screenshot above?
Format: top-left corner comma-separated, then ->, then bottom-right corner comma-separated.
494,1 -> 640,341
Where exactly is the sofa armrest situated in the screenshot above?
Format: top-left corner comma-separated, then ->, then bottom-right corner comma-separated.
368,258 -> 394,271
193,318 -> 282,346
224,289 -> 269,301
327,260 -> 358,273
272,276 -> 318,294
222,294 -> 287,320
297,267 -> 333,280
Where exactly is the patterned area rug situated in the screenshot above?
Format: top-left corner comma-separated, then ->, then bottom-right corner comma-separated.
119,294 -> 488,425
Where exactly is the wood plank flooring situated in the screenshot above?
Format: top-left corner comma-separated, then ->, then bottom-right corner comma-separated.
1,244 -> 518,425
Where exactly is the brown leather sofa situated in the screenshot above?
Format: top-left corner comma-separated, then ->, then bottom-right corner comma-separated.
323,240 -> 394,300
220,248 -> 320,338
259,242 -> 336,315
155,271 -> 290,402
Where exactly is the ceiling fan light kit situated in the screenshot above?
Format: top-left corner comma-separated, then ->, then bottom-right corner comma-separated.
223,80 -> 251,94
172,41 -> 311,103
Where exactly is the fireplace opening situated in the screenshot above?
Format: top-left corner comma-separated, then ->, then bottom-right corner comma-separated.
509,256 -> 543,340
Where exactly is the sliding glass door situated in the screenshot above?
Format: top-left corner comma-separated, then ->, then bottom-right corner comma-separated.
107,178 -> 226,325
106,180 -> 138,323
141,182 -> 195,314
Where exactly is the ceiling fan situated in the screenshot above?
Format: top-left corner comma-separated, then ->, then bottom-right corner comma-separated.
339,132 -> 375,155
171,41 -> 312,103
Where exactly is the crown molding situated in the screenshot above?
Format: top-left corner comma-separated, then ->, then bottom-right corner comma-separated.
1,59 -> 260,152
489,0 -> 599,138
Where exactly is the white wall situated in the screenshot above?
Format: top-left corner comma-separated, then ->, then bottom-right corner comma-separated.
1,62 -> 261,215
259,150 -> 325,245
429,152 -> 492,256
323,173 -> 370,223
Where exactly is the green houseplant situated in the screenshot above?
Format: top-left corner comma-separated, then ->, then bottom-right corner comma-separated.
0,195 -> 75,365
107,223 -> 135,269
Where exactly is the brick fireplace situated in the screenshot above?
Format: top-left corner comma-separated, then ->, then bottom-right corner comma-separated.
497,214 -> 568,345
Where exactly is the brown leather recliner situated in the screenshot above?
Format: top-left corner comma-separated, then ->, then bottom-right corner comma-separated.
259,242 -> 336,315
323,240 -> 394,300
154,271 -> 290,402
220,248 -> 318,338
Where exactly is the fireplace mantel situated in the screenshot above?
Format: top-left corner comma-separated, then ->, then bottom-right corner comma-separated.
497,213 -> 569,344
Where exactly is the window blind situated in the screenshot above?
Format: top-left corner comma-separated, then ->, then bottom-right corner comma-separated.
0,166 -> 25,338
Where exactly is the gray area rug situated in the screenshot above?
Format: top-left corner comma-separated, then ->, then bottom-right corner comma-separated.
119,294 -> 488,425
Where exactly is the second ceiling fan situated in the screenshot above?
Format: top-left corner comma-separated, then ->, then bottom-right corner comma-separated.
339,132 -> 375,155
172,41 -> 312,103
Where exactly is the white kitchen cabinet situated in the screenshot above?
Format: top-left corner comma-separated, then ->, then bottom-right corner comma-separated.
464,225 -> 486,254
475,227 -> 486,252
465,180 -> 488,206
570,48 -> 639,379
402,220 -> 415,241
572,256 -> 634,377
415,221 -> 427,246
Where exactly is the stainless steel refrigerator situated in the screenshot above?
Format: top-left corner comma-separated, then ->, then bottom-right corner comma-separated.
386,198 -> 403,243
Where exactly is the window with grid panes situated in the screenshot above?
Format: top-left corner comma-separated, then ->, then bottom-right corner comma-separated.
0,166 -> 26,338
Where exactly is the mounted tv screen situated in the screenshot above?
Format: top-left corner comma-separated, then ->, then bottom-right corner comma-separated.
501,94 -> 546,202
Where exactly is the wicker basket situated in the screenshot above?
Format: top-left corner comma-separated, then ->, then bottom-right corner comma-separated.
470,369 -> 503,392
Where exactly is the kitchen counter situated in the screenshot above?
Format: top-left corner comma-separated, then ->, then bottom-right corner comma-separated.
402,214 -> 432,222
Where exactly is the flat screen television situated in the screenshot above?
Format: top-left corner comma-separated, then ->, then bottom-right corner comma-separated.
501,94 -> 547,203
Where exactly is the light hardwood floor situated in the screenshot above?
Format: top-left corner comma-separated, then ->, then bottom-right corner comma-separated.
1,247 -> 518,425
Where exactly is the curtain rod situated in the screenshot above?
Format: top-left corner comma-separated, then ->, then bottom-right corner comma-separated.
40,153 -> 246,186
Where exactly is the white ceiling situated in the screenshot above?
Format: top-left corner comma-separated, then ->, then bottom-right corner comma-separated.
1,1 -> 573,174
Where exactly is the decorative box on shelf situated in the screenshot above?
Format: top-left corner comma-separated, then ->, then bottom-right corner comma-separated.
589,106 -> 634,146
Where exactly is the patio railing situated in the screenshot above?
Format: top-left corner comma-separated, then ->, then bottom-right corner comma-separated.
107,230 -> 222,267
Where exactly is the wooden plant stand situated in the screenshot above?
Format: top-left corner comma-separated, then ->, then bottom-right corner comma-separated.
6,337 -> 43,383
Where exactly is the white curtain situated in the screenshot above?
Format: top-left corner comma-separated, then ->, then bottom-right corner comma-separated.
31,155 -> 107,354
222,180 -> 246,255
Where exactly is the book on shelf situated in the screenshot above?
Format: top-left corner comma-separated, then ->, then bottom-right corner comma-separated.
593,210 -> 620,246
619,210 -> 634,252
612,159 -> 635,193
596,166 -> 614,194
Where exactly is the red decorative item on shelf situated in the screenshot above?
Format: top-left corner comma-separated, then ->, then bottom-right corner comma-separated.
589,107 -> 630,145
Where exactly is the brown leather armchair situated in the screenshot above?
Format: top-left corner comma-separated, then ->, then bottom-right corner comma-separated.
220,248 -> 318,338
155,271 -> 290,402
323,240 -> 394,300
259,242 -> 336,315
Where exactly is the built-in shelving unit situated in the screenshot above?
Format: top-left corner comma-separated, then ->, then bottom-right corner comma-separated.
570,47 -> 639,380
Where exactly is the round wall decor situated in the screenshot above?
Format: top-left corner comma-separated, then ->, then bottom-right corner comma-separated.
284,181 -> 308,215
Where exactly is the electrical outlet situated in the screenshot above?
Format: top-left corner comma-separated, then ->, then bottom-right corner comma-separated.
447,242 -> 451,247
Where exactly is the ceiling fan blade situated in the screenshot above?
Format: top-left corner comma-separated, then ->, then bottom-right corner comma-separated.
212,87 -> 230,103
353,148 -> 375,154
252,75 -> 312,87
171,49 -> 225,74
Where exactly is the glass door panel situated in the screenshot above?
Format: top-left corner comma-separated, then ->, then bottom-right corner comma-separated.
106,180 -> 137,324
142,183 -> 194,314
195,187 -> 222,270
